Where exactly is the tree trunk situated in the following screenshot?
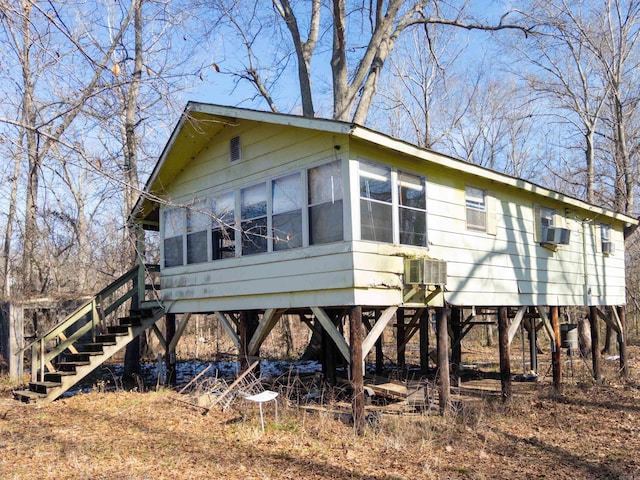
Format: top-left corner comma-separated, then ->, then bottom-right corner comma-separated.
577,316 -> 591,358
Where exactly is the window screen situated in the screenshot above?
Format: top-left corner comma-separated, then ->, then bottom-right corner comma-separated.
465,186 -> 486,231
272,173 -> 302,251
360,162 -> 392,242
187,199 -> 209,264
308,160 -> 343,244
163,208 -> 184,267
241,183 -> 267,255
398,172 -> 427,246
212,191 -> 236,260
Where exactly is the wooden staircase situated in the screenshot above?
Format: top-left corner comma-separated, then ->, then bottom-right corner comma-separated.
13,264 -> 164,404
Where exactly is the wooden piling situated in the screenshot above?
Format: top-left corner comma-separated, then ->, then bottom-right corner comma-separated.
239,311 -> 260,373
451,306 -> 463,384
435,305 -> 450,414
396,309 -> 405,373
350,306 -> 365,434
497,306 -> 512,401
617,305 -> 628,378
419,308 -> 430,374
589,306 -> 601,381
165,313 -> 176,385
550,306 -> 562,390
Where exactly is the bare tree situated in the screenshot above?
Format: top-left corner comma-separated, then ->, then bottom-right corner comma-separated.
0,0 -> 137,295
208,0 -> 533,123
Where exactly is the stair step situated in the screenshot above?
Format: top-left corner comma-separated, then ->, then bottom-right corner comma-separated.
13,389 -> 47,403
42,371 -> 76,383
57,360 -> 90,372
119,315 -> 142,327
95,334 -> 118,345
107,325 -> 130,335
67,353 -> 92,363
79,343 -> 104,353
30,381 -> 62,394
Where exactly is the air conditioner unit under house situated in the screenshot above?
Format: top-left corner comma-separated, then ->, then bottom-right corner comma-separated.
404,258 -> 447,286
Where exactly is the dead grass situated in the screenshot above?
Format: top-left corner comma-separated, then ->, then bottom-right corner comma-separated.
1,348 -> 640,479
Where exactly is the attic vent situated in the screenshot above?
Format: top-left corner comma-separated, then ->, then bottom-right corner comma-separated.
230,136 -> 241,163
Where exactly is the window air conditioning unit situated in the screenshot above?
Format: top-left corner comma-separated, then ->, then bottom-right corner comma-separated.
404,258 -> 447,286
543,227 -> 570,245
602,241 -> 614,255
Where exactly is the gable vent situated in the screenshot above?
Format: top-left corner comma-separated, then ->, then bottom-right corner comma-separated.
230,136 -> 241,163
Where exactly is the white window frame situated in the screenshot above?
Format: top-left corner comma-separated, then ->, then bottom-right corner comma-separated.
357,159 -> 429,246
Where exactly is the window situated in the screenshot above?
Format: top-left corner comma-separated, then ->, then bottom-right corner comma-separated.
540,207 -> 555,241
360,162 -> 393,243
308,160 -> 343,244
212,192 -> 236,260
465,186 -> 486,231
186,199 -> 209,264
600,224 -> 615,255
163,208 -> 184,267
241,183 -> 267,255
272,173 -> 303,251
398,172 -> 427,246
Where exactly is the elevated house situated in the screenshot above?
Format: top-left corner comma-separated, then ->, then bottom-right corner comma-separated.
14,103 -> 638,416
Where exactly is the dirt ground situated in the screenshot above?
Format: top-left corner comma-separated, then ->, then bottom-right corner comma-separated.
1,346 -> 639,479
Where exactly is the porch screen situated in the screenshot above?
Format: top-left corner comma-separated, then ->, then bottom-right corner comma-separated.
212,191 -> 235,259
360,162 -> 393,243
187,199 -> 209,264
308,160 -> 343,244
398,172 -> 427,246
272,173 -> 302,250
163,208 -> 184,267
241,183 -> 267,255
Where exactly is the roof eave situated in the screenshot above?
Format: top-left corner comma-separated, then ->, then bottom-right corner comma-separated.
351,126 -> 638,227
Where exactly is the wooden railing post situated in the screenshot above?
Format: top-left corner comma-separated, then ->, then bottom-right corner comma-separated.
40,340 -> 45,383
136,227 -> 146,305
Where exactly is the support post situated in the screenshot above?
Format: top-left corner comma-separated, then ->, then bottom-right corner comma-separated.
350,306 -> 365,434
435,306 -> 450,414
497,306 -> 512,401
321,313 -> 338,386
451,306 -> 463,384
396,309 -> 405,373
419,309 -> 430,374
550,306 -> 562,391
589,306 -> 601,381
239,311 -> 260,373
617,305 -> 628,378
528,316 -> 538,374
165,313 -> 176,385
375,332 -> 384,376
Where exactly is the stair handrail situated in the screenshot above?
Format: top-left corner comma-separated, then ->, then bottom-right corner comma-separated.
16,264 -> 160,357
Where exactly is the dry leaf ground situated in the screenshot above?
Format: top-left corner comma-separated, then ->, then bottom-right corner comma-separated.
1,346 -> 640,479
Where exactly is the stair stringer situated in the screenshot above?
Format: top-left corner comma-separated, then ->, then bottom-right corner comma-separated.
34,307 -> 165,403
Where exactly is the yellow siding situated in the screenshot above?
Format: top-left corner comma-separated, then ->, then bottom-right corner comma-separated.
157,120 -> 629,312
